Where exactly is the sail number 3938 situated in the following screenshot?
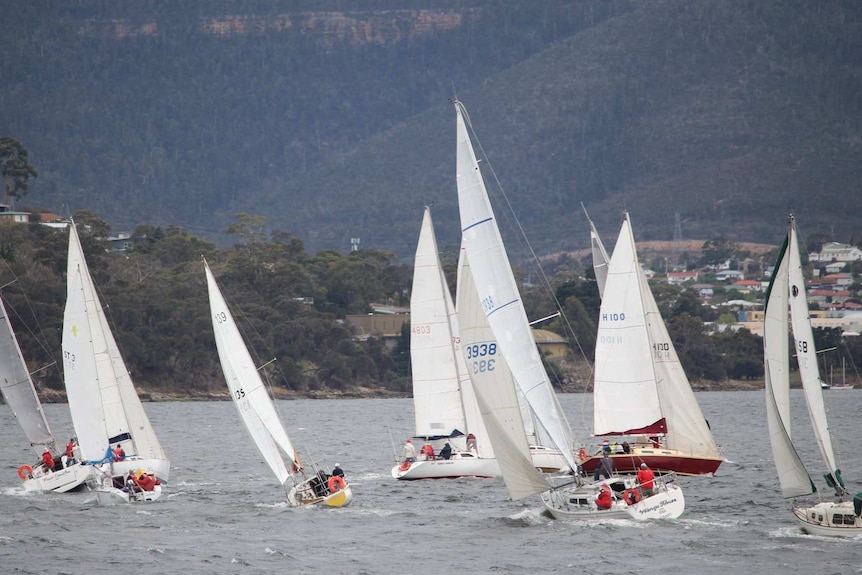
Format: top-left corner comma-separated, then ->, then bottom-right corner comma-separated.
467,343 -> 497,374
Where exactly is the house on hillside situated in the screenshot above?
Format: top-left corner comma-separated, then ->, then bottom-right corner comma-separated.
715,269 -> 744,282
809,242 -> 862,263
728,279 -> 763,294
690,283 -> 714,300
667,271 -> 698,285
820,273 -> 854,290
0,204 -> 30,223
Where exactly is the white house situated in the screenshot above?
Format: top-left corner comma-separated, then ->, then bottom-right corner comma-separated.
809,242 -> 862,263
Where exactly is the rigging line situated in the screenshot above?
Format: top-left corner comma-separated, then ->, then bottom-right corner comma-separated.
460,105 -> 594,377
0,260 -> 63,380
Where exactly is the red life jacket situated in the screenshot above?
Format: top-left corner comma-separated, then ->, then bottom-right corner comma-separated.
596,489 -> 613,510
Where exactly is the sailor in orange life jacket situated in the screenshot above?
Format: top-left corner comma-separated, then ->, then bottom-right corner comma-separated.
637,463 -> 655,496
135,471 -> 158,491
595,484 -> 613,510
113,445 -> 126,462
41,449 -> 55,470
420,442 -> 435,461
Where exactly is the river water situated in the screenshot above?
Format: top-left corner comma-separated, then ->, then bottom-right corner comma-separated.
1,391 -> 859,574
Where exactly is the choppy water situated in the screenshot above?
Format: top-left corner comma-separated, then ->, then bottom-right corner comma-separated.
1,391 -> 860,574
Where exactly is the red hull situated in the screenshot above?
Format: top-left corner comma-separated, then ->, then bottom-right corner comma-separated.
580,452 -> 723,476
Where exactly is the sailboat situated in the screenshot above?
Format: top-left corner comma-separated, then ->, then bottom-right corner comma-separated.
579,213 -> 723,477
453,100 -> 683,520
392,207 -> 499,480
205,259 -> 352,507
763,214 -> 862,536
62,221 -> 169,502
1,293 -> 96,493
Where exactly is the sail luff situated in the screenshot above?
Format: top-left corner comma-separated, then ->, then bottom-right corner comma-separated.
454,101 -> 576,471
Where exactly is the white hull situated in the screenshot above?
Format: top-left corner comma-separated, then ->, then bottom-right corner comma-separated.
20,463 -> 97,493
391,454 -> 500,480
530,445 -> 569,473
287,477 -> 354,508
110,458 -> 171,483
92,484 -> 163,505
542,475 -> 685,521
793,500 -> 862,537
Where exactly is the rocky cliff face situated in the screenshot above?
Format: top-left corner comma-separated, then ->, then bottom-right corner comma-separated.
77,9 -> 476,47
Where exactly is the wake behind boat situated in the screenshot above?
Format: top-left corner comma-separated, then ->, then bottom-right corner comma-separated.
205,258 -> 352,508
763,214 -> 862,536
391,207 -> 499,481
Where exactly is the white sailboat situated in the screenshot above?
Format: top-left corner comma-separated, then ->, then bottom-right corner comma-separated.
763,214 -> 861,536
62,221 -> 169,501
580,213 -> 723,477
0,294 -> 96,493
205,259 -> 352,507
453,100 -> 683,520
392,207 -> 499,480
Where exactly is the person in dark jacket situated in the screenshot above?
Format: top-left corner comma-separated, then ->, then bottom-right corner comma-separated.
331,463 -> 344,478
438,442 -> 453,460
593,451 -> 614,481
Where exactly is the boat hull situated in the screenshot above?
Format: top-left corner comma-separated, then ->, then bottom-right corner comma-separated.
530,446 -> 569,473
21,463 -> 97,493
542,475 -> 685,521
580,447 -> 723,476
92,484 -> 163,505
287,478 -> 354,508
110,458 -> 171,483
391,457 -> 500,480
793,500 -> 862,537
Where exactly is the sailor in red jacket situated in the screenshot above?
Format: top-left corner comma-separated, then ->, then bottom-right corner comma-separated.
637,463 -> 655,496
113,445 -> 126,461
595,484 -> 613,510
41,449 -> 55,471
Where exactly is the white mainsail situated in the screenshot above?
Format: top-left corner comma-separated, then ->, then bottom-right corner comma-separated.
787,219 -> 840,484
0,295 -> 57,455
410,207 -> 468,439
584,207 -> 611,298
454,100 -> 576,472
63,222 -> 166,468
205,260 -> 298,485
456,248 -> 548,499
593,213 -> 718,459
763,231 -> 814,498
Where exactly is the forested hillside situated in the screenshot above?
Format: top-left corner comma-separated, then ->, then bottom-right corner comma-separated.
2,1 -> 861,262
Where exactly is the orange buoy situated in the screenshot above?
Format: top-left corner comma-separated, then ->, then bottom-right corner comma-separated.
328,475 -> 346,492
17,464 -> 34,480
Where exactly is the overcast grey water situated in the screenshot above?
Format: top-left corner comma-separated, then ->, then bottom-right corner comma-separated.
1,391 -> 860,575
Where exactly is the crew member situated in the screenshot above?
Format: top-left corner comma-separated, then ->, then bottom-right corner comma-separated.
637,462 -> 655,496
